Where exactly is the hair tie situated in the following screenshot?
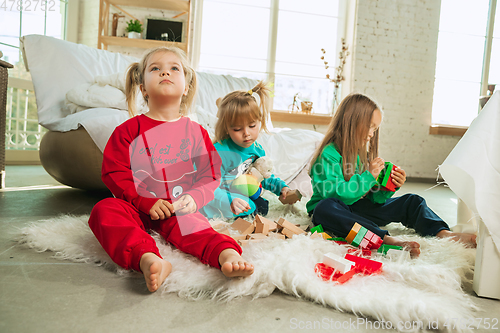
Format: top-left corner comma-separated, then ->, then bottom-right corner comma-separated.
247,90 -> 253,95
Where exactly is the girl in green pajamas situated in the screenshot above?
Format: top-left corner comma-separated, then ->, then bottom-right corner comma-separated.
307,93 -> 476,257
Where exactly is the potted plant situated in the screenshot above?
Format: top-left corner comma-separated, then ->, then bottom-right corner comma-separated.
126,19 -> 143,39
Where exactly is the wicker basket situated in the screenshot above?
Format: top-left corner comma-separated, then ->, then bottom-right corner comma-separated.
0,59 -> 14,188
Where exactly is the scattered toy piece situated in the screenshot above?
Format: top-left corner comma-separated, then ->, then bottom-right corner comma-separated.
344,253 -> 383,275
246,233 -> 267,240
310,224 -> 324,234
323,253 -> 355,274
276,217 -> 306,236
314,263 -> 356,283
377,244 -> 403,255
279,189 -> 303,205
255,215 -> 279,232
347,248 -> 372,257
376,162 -> 398,192
230,218 -> 255,235
344,223 -> 382,250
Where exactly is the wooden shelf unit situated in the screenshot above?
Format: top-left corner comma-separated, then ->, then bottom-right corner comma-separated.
98,0 -> 191,54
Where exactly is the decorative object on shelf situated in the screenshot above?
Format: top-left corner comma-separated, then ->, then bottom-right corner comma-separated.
288,93 -> 313,113
322,38 -> 349,114
98,0 -> 191,53
112,13 -> 125,37
301,101 -> 313,113
145,18 -> 184,42
289,93 -> 300,112
126,19 -> 143,39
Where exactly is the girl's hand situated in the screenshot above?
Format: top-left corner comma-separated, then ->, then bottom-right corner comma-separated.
369,157 -> 385,179
173,194 -> 197,215
279,187 -> 300,205
230,198 -> 251,215
150,199 -> 174,220
391,167 -> 406,188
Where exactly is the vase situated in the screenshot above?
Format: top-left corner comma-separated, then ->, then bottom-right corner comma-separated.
127,32 -> 141,39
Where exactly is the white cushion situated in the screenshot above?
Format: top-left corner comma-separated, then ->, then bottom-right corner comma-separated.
21,34 -> 137,131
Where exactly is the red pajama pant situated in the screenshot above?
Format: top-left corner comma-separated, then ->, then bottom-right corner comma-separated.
88,198 -> 242,272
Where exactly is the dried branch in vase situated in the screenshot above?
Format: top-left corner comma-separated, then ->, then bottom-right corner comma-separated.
321,38 -> 349,113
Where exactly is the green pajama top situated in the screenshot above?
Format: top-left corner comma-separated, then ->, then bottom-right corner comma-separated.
306,143 -> 397,214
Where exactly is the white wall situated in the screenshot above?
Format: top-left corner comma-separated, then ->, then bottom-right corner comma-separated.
351,0 -> 460,178
77,0 -> 99,48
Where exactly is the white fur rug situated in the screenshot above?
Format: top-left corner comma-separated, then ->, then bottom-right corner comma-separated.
15,194 -> 479,332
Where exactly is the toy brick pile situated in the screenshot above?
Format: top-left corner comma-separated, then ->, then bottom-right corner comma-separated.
215,216 -> 410,284
313,222 -> 411,283
214,215 -> 308,246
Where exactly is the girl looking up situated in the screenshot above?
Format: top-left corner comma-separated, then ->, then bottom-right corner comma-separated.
88,46 -> 253,293
307,93 -> 476,257
201,82 -> 300,219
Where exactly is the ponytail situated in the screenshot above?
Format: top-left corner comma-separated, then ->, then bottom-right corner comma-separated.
248,81 -> 271,134
125,62 -> 141,118
214,81 -> 272,143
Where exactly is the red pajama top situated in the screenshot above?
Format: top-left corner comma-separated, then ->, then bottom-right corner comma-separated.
102,115 -> 222,214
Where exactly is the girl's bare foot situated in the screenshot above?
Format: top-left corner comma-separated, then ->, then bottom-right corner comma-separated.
139,252 -> 172,292
383,235 -> 421,258
436,230 -> 477,248
218,248 -> 254,278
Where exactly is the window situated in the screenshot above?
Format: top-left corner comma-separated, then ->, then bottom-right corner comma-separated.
198,0 -> 344,114
432,0 -> 498,127
0,0 -> 69,151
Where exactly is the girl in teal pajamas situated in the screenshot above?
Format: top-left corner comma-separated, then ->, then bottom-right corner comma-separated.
201,81 -> 300,219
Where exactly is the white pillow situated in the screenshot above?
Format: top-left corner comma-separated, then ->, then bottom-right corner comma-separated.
21,34 -> 138,131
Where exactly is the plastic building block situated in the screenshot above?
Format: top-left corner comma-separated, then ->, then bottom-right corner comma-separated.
386,248 -> 411,261
351,227 -> 368,247
347,248 -> 373,257
364,230 -> 383,250
279,189 -> 303,205
377,244 -> 403,255
376,162 -> 398,192
344,253 -> 383,275
345,223 -> 362,243
344,223 -> 383,250
314,263 -> 356,283
310,224 -> 324,234
322,253 -> 355,274
330,237 -> 348,245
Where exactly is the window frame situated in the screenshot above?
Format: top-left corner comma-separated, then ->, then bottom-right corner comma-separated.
430,0 -> 497,136
4,0 -> 78,163
194,0 -> 351,121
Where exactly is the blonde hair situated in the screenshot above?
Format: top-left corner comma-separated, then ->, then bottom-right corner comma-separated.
125,46 -> 197,117
310,93 -> 381,180
214,81 -> 271,143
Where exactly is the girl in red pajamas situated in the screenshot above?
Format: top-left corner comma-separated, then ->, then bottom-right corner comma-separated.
88,46 -> 254,293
